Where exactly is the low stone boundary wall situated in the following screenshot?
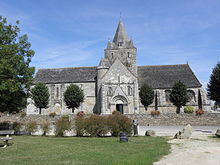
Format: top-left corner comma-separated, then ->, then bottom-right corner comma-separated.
0,113 -> 220,126
125,113 -> 220,126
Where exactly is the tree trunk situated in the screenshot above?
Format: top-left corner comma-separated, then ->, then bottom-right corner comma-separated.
144,105 -> 148,111
176,107 -> 180,114
39,108 -> 42,114
72,108 -> 74,113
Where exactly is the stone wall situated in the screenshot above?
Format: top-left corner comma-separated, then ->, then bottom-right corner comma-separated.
125,113 -> 220,126
1,113 -> 220,126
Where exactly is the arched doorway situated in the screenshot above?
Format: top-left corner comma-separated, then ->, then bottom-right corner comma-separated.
112,96 -> 128,114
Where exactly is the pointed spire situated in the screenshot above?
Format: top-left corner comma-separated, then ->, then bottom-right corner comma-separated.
113,20 -> 129,44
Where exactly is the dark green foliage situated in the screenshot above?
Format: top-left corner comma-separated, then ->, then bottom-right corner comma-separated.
55,115 -> 70,137
0,16 -> 35,113
0,121 -> 11,130
207,63 -> 220,104
198,89 -> 203,109
108,112 -> 133,136
170,81 -> 188,113
139,83 -> 154,110
155,92 -> 158,110
31,82 -> 49,114
64,84 -> 84,113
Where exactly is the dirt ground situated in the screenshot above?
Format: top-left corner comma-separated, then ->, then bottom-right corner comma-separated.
154,134 -> 220,165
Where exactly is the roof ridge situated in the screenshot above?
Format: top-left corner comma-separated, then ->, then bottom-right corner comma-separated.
38,66 -> 97,70
138,64 -> 188,67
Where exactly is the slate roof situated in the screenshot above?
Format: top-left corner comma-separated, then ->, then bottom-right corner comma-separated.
34,64 -> 201,88
137,64 -> 201,89
113,20 -> 129,43
34,67 -> 97,84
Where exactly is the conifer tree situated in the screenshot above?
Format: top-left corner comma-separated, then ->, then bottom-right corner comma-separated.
155,92 -> 158,110
139,83 -> 154,110
198,89 -> 203,109
207,63 -> 220,104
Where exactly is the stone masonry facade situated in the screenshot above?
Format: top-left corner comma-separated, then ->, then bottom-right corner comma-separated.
27,20 -> 211,115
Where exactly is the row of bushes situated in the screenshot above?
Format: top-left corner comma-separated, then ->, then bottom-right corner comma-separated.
0,111 -> 133,137
75,111 -> 132,137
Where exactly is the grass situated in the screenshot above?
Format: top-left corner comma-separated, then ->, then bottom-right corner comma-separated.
0,136 -> 170,165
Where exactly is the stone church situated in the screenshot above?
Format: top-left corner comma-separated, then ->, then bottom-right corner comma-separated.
27,20 -> 210,115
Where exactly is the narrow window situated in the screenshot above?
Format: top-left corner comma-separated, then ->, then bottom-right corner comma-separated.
127,52 -> 131,58
108,87 -> 113,96
128,86 -> 132,95
118,42 -> 123,46
111,52 -> 114,59
56,87 -> 59,99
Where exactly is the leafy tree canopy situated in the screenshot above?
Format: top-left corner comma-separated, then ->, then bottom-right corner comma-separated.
207,63 -> 220,104
0,16 -> 35,113
31,83 -> 49,114
170,81 -> 188,113
64,84 -> 84,113
139,83 -> 154,110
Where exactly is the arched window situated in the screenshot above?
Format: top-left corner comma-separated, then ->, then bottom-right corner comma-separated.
108,87 -> 113,96
111,52 -> 114,59
165,90 -> 171,103
128,86 -> 132,95
187,90 -> 196,102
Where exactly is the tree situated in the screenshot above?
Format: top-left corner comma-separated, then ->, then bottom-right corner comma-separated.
207,63 -> 220,104
64,84 -> 84,113
139,83 -> 154,110
31,83 -> 49,114
170,81 -> 188,113
198,89 -> 203,109
0,16 -> 35,113
155,91 -> 158,111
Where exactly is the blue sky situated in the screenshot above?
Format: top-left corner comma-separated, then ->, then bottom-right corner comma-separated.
1,0 -> 220,88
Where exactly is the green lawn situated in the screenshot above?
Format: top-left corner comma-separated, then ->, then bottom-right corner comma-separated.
0,136 -> 170,165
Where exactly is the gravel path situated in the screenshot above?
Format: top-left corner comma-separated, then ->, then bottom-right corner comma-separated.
153,130 -> 220,165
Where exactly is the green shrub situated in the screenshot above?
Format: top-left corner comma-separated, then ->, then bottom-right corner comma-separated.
84,115 -> 110,137
41,120 -> 50,136
0,121 -> 11,130
75,116 -> 86,136
184,106 -> 194,114
12,122 -> 22,133
55,115 -> 70,137
20,111 -> 26,118
49,112 -> 56,118
26,121 -> 37,135
108,112 -> 133,137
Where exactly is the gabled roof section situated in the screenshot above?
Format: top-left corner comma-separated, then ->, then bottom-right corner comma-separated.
34,66 -> 97,84
113,20 -> 129,44
137,64 -> 201,89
